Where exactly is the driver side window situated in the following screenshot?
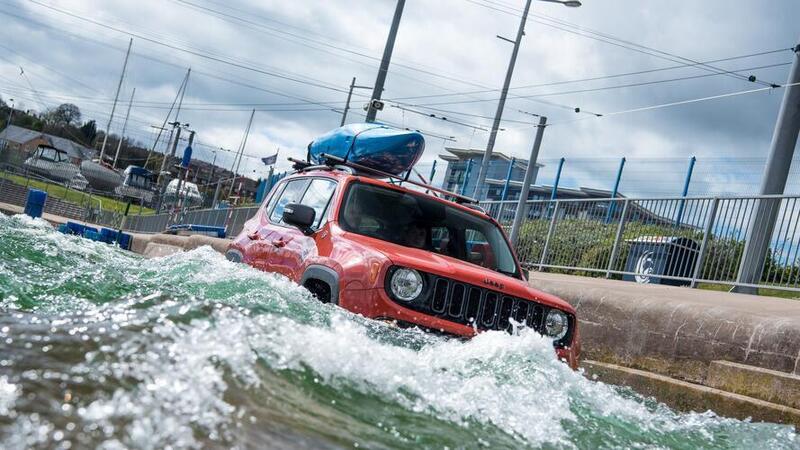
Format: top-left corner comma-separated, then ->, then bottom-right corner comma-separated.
269,179 -> 310,224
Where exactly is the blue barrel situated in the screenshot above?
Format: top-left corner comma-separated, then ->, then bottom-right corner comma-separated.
24,189 -> 47,218
100,228 -> 119,244
117,232 -> 132,250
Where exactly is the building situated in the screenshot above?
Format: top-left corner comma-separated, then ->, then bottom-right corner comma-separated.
439,147 -> 540,200
0,125 -> 94,167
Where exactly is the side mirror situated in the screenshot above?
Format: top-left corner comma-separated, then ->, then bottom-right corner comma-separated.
282,203 -> 316,235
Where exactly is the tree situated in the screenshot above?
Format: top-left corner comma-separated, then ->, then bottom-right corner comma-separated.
44,103 -> 82,126
80,120 -> 97,145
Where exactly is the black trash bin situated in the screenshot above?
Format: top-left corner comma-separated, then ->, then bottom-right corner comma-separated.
623,236 -> 700,286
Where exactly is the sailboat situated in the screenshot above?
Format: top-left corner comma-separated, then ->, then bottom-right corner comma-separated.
81,38 -> 132,192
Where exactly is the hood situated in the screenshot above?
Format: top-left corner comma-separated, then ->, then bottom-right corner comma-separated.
342,231 -> 575,314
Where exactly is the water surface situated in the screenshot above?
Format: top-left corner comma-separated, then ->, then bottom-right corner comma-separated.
0,213 -> 796,449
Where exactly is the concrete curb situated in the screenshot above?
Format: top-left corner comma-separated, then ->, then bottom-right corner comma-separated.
583,360 -> 800,428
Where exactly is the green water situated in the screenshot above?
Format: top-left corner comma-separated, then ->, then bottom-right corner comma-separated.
0,212 -> 796,449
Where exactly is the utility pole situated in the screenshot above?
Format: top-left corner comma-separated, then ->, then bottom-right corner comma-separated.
365,0 -> 405,122
473,0 -> 533,200
510,116 -> 547,245
342,77 -> 356,127
341,77 -> 373,126
736,40 -> 800,293
99,38 -> 132,164
112,88 -> 135,169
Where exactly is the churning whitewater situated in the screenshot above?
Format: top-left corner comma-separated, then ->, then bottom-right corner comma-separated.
0,212 -> 797,449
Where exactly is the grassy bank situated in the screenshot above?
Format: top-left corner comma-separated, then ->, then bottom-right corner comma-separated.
0,172 -> 155,215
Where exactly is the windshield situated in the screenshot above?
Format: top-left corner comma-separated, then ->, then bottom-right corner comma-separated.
339,182 -> 520,278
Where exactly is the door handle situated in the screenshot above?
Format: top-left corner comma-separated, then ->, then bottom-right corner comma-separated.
272,238 -> 286,248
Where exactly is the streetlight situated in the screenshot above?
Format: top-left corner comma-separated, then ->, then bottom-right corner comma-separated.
472,0 -> 581,200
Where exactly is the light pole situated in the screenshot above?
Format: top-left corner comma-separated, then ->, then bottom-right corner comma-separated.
472,0 -> 580,200
341,77 -> 373,126
366,0 -> 405,122
5,98 -> 14,129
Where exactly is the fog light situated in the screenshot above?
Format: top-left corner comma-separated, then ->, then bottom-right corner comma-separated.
390,268 -> 423,301
544,309 -> 569,340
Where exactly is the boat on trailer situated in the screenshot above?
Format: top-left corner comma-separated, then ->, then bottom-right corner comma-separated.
80,159 -> 123,192
23,145 -> 89,190
115,165 -> 157,203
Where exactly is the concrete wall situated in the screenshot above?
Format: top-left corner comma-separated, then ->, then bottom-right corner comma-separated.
530,272 -> 800,425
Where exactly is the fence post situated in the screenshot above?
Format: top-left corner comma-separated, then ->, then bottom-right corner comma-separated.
500,157 -> 515,201
605,157 -> 626,224
691,198 -> 720,288
550,157 -> 565,201
606,199 -> 629,278
675,156 -> 696,226
538,200 -> 560,271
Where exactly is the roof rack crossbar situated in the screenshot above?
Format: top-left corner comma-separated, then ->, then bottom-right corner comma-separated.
318,153 -> 478,204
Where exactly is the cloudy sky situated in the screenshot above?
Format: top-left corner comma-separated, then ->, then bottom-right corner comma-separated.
0,0 -> 798,196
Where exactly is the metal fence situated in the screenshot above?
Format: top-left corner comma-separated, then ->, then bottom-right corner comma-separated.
482,195 -> 800,293
123,206 -> 259,237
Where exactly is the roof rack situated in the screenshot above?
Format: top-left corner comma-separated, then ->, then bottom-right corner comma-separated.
314,153 -> 478,204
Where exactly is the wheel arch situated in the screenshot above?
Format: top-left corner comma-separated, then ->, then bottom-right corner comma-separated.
300,265 -> 340,304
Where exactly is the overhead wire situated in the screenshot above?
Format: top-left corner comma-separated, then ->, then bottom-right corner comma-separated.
25,0 -> 352,94
465,0 -> 781,88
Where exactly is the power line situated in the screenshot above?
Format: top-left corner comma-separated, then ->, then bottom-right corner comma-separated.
0,8 -> 359,113
389,104 -> 490,131
409,61 -> 792,107
25,0 -> 351,94
465,0 -> 781,88
384,48 -> 791,102
164,0 -> 592,116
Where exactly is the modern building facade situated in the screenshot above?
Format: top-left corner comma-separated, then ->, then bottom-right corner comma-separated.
439,148 -> 539,200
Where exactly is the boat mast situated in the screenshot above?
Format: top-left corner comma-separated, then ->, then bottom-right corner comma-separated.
228,109 -> 255,198
112,87 -> 135,169
98,38 -> 132,164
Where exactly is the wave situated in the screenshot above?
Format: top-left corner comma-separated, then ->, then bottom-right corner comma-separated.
0,213 -> 796,449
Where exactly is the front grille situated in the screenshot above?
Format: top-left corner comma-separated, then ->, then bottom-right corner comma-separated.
386,270 -> 572,346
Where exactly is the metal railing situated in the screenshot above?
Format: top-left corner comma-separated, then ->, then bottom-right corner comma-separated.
482,195 -> 800,293
123,206 -> 259,237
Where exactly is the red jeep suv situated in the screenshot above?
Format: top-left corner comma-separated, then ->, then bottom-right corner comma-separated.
227,164 -> 580,368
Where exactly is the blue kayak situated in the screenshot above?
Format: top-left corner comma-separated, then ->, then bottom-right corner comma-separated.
308,123 -> 425,176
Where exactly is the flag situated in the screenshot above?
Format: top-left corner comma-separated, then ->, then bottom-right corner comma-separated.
261,153 -> 278,166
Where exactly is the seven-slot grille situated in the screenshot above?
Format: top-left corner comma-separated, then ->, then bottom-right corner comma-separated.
389,271 -> 566,339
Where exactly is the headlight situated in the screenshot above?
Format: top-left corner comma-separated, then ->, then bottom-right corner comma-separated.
544,309 -> 569,340
390,268 -> 423,301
